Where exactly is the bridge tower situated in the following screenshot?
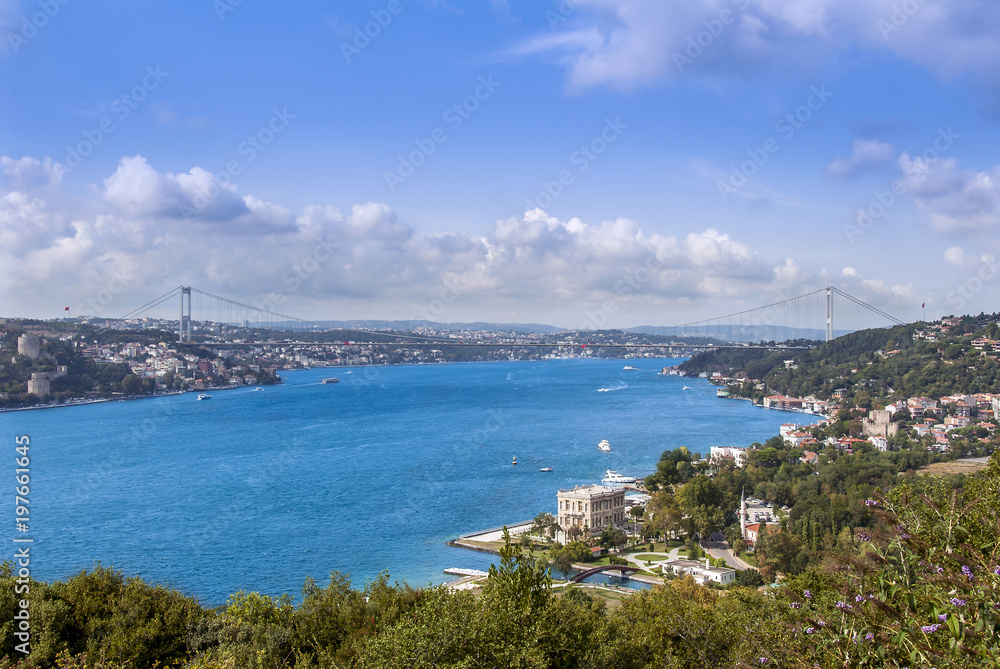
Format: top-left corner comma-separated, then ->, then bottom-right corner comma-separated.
179,286 -> 192,343
826,286 -> 834,342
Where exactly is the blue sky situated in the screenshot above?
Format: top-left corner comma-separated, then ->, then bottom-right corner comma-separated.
2,0 -> 999,329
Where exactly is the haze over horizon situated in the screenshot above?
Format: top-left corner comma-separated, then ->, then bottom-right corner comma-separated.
2,0 -> 998,329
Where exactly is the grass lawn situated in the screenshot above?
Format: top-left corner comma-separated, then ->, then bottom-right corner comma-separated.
633,553 -> 668,562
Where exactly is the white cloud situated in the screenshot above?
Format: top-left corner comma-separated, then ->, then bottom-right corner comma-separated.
824,139 -> 896,180
943,246 -> 965,266
898,153 -> 1000,232
840,265 -> 913,302
0,154 -> 818,325
511,0 -> 1000,91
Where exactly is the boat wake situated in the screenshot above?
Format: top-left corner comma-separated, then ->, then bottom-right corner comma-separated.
597,381 -> 628,393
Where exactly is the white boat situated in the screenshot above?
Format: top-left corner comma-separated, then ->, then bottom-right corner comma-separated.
682,386 -> 692,390
540,466 -> 553,472
598,439 -> 612,452
197,393 -> 211,400
252,387 -> 263,392
623,365 -> 638,370
602,469 -> 637,484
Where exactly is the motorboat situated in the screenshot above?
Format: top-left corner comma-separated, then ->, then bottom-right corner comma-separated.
512,455 -> 518,465
540,466 -> 553,472
602,470 -> 637,484
197,393 -> 211,400
252,387 -> 263,392
598,439 -> 612,452
322,377 -> 341,384
623,365 -> 638,370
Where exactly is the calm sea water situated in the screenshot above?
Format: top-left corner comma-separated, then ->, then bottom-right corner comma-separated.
1,358 -> 799,605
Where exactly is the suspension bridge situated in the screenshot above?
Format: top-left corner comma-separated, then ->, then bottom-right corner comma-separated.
100,285 -> 906,349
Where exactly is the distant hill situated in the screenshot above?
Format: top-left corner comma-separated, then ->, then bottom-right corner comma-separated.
299,320 -> 565,335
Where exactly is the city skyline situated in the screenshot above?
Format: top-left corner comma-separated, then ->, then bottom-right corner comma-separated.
2,0 -> 998,328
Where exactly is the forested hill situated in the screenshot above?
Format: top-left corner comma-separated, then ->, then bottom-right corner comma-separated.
679,313 -> 1000,402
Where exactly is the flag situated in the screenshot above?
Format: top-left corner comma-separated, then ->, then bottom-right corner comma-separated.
64,306 -> 70,311
921,302 -> 925,308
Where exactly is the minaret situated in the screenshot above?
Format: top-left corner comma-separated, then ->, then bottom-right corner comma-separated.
740,488 -> 746,541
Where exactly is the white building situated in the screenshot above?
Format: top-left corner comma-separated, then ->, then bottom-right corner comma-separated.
662,558 -> 737,585
557,484 -> 626,534
710,446 -> 747,468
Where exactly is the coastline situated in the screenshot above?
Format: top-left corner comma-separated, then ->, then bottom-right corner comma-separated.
0,381 -> 265,414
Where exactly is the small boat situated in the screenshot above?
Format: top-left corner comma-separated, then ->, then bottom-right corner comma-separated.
322,378 -> 341,384
602,469 -> 637,484
252,387 -> 263,392
623,365 -> 638,370
197,393 -> 211,400
598,439 -> 612,452
682,386 -> 692,390
512,455 -> 518,465
540,466 -> 553,472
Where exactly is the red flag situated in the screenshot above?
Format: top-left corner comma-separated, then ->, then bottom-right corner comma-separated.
64,306 -> 70,311
921,302 -> 925,308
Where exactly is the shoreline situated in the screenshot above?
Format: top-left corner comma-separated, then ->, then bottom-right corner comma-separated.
0,381 -> 271,414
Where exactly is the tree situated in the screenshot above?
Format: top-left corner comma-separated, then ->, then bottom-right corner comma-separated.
647,490 -> 683,540
121,374 -> 141,395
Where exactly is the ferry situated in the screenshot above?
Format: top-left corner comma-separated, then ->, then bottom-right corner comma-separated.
602,470 -> 637,484
322,377 -> 341,384
197,393 -> 211,400
598,439 -> 612,452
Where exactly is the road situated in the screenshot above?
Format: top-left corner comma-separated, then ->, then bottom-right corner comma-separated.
703,531 -> 753,571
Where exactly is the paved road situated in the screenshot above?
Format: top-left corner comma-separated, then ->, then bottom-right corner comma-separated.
703,532 -> 752,571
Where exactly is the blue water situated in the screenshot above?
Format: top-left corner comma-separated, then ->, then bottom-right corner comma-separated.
0,359 -> 797,605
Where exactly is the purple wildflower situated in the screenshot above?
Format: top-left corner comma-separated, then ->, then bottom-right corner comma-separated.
936,566 -> 944,573
865,632 -> 874,641
759,658 -> 767,665
789,602 -> 802,609
857,531 -> 871,541
804,589 -> 812,598
994,566 -> 1000,576
950,598 -> 966,607
806,627 -> 815,634
865,498 -> 878,507
938,614 -> 947,622
855,594 -> 865,602
921,624 -> 941,633
962,565 -> 974,581
836,601 -> 851,610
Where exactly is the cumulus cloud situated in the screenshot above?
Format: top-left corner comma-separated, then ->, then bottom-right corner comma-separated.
0,154 -> 820,325
824,140 -> 896,180
897,153 -> 1000,232
943,246 -> 965,266
841,266 -> 913,302
510,0 -> 1000,91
